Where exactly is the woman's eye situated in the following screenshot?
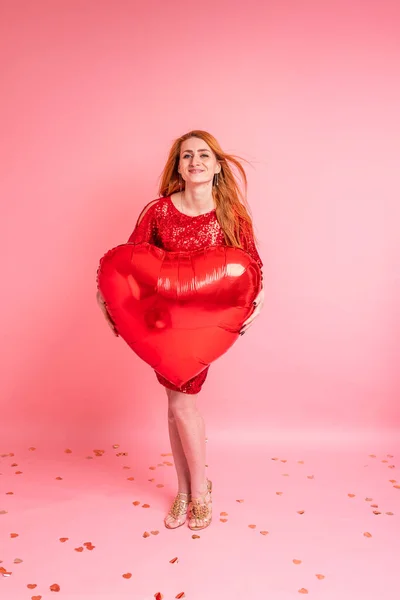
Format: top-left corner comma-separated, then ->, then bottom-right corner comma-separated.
182,153 -> 209,158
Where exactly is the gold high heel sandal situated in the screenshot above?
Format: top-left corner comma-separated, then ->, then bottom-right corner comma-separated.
164,491 -> 191,529
188,479 -> 213,531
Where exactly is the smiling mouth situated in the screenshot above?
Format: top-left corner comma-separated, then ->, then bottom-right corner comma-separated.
189,170 -> 203,173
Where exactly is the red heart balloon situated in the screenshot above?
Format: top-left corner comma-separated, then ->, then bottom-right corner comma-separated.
97,243 -> 262,387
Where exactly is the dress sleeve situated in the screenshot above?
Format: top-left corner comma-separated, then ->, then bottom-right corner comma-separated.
127,199 -> 160,245
239,220 -> 263,270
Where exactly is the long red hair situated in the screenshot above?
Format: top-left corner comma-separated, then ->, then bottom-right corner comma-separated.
158,130 -> 255,248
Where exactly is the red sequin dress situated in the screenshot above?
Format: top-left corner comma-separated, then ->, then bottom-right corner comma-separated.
128,196 -> 263,394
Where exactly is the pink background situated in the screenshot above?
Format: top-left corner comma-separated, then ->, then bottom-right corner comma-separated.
1,3 -> 400,598
1,0 -> 399,446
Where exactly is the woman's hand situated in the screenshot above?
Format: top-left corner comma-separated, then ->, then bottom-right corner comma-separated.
96,291 -> 119,337
240,286 -> 264,335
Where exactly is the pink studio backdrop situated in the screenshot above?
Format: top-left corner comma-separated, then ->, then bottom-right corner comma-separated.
1,0 -> 399,449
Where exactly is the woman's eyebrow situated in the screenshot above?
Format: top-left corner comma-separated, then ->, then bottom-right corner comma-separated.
181,148 -> 210,153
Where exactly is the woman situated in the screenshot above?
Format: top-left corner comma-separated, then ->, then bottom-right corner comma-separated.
97,130 -> 264,531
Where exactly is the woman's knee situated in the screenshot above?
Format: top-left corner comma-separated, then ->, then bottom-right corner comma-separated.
168,390 -> 196,419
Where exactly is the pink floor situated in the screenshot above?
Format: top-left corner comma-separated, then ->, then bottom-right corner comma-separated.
1,435 -> 399,600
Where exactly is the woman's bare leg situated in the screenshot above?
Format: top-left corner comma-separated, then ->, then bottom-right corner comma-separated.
164,389 -> 192,528
167,390 -> 211,528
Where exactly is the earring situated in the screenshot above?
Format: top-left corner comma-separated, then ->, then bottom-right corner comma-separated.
214,172 -> 219,186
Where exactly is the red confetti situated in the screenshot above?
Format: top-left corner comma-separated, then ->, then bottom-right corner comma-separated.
10,533 -> 18,538
83,542 -> 95,550
298,589 -> 308,594
50,583 -> 60,592
59,538 -> 69,543
122,573 -> 132,579
27,584 -> 37,589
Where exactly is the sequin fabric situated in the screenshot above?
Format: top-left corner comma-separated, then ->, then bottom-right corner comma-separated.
128,196 -> 263,394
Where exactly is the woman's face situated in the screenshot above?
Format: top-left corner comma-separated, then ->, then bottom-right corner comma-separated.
178,137 -> 221,186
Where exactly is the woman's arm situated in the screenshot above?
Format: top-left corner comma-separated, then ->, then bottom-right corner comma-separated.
239,220 -> 264,334
127,199 -> 160,245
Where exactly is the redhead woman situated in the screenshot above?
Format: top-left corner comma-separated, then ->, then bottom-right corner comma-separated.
97,130 -> 263,531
